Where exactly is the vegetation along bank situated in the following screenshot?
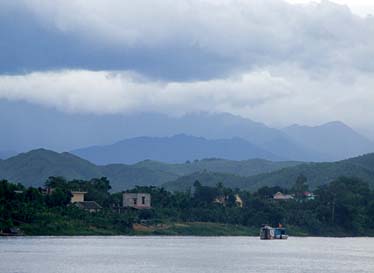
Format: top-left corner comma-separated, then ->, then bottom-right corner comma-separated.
1,175 -> 374,236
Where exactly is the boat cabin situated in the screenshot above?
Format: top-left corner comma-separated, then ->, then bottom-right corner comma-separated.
260,225 -> 288,240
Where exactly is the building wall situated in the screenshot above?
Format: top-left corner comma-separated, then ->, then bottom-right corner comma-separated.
123,193 -> 151,209
71,192 -> 85,203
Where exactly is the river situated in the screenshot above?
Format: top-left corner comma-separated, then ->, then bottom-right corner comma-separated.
1,236 -> 373,273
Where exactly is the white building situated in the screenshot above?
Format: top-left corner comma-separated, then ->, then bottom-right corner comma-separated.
273,192 -> 294,200
71,191 -> 87,203
123,193 -> 151,209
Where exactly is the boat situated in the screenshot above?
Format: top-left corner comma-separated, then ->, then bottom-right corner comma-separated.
260,225 -> 288,240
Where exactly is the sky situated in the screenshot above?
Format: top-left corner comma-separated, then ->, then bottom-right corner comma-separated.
1,0 -> 374,138
286,0 -> 374,16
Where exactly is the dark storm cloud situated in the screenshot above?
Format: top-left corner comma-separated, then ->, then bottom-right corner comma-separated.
1,0 -> 374,136
1,0 -> 372,80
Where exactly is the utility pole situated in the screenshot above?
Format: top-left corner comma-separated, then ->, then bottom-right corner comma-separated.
331,195 -> 336,224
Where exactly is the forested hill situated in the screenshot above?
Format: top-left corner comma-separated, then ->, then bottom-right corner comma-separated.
0,149 -> 300,191
0,149 -> 178,190
163,153 -> 374,192
134,158 -> 300,177
2,149 -> 374,193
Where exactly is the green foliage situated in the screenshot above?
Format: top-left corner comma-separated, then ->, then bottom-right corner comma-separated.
0,149 -> 301,192
292,174 -> 309,199
0,178 -> 132,235
45,188 -> 72,207
163,153 -> 374,192
2,175 -> 374,236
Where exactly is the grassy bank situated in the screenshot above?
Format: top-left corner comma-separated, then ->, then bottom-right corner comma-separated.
131,222 -> 259,236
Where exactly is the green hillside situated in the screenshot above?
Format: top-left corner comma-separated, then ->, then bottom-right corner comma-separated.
163,153 -> 374,191
0,149 -> 177,191
162,171 -> 249,192
0,149 -> 301,191
3,149 -> 374,193
134,158 -> 300,177
0,149 -> 102,187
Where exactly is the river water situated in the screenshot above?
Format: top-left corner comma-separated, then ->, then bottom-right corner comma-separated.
1,236 -> 373,273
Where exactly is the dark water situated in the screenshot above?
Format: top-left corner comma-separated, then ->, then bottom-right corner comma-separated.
1,236 -> 373,273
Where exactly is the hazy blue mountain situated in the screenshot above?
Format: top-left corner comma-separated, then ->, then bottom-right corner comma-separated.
72,134 -> 282,164
0,150 -> 17,160
0,100 -> 323,161
1,100 -> 372,162
0,100 -> 296,151
163,153 -> 374,192
259,135 -> 328,162
283,121 -> 374,161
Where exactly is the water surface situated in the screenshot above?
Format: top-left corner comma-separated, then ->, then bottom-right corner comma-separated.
1,236 -> 373,273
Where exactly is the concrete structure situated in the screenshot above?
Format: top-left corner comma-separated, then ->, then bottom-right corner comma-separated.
123,193 -> 151,209
273,192 -> 294,200
71,191 -> 87,203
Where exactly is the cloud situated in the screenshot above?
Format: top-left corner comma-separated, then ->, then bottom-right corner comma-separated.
1,67 -> 374,133
0,69 -> 292,115
1,0 -> 374,80
286,0 -> 374,16
1,0 -> 374,135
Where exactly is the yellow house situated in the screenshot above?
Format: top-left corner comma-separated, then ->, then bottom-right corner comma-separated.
71,191 -> 87,203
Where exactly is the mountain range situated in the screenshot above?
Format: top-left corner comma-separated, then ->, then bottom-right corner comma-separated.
72,125 -> 374,164
282,121 -> 374,161
1,149 -> 374,193
0,149 -> 299,191
1,100 -> 374,162
163,153 -> 374,192
0,150 -> 17,160
72,134 -> 282,164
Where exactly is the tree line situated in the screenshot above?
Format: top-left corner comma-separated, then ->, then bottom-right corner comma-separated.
1,175 -> 374,236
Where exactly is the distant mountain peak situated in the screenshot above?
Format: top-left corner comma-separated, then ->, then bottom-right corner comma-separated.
21,148 -> 60,157
72,134 -> 282,164
285,121 -> 350,130
320,121 -> 351,129
283,120 -> 374,161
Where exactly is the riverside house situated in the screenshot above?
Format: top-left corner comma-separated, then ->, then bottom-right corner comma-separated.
273,192 -> 294,200
71,191 -> 86,203
70,191 -> 102,212
123,193 -> 151,209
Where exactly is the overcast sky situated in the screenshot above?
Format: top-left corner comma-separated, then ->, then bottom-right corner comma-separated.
287,0 -> 374,16
1,0 -> 374,138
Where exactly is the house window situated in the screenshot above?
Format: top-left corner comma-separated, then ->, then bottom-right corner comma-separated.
133,198 -> 137,205
142,196 -> 146,205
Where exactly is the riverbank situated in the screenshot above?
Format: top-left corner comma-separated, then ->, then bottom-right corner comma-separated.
8,221 -> 259,236
6,221 -> 374,237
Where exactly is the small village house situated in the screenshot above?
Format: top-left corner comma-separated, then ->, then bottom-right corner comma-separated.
273,192 -> 294,200
70,191 -> 102,212
123,193 -> 151,209
71,191 -> 87,203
